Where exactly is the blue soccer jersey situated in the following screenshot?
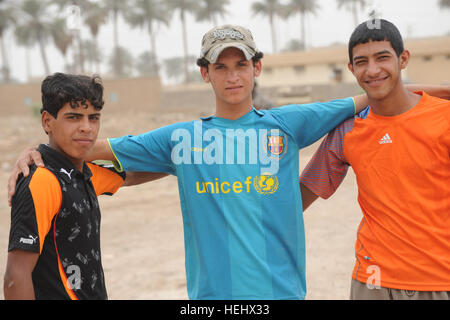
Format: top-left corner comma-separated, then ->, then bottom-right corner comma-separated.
108,98 -> 355,300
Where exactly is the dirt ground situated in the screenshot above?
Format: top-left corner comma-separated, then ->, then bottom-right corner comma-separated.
0,107 -> 362,300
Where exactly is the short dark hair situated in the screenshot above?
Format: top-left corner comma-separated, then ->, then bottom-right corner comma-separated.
348,19 -> 404,64
196,51 -> 264,69
41,73 -> 105,118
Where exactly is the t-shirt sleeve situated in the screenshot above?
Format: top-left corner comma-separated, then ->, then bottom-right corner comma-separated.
88,162 -> 126,196
299,117 -> 355,199
270,97 -> 356,148
107,124 -> 178,175
9,167 -> 62,254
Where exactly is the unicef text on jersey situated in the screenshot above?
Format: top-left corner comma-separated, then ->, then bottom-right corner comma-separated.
170,121 -> 286,175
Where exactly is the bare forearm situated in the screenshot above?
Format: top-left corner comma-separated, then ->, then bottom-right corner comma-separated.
353,94 -> 369,114
405,84 -> 450,100
86,139 -> 115,162
123,171 -> 169,187
300,183 -> 319,212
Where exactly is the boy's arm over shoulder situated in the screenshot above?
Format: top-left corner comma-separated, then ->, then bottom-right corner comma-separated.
407,84 -> 450,100
270,97 -> 358,148
88,162 -> 169,195
107,123 -> 184,174
300,116 -> 355,201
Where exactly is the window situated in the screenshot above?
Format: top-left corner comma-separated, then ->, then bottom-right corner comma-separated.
293,65 -> 305,74
331,68 -> 343,83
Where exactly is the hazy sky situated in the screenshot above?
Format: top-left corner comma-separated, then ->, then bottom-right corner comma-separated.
3,0 -> 450,83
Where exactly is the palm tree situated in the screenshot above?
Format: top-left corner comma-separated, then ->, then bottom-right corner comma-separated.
440,0 -> 450,8
16,0 -> 53,76
108,46 -> 134,78
81,39 -> 102,73
195,0 -> 230,26
283,0 -> 319,50
52,0 -> 92,73
252,0 -> 284,53
14,23 -> 34,81
166,0 -> 200,83
125,0 -> 170,76
83,1 -> 108,73
336,0 -> 367,27
136,51 -> 158,77
163,55 -> 198,83
104,0 -> 129,77
0,0 -> 16,82
50,18 -> 73,72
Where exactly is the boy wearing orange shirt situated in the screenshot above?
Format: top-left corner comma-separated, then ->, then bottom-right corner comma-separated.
300,19 -> 450,299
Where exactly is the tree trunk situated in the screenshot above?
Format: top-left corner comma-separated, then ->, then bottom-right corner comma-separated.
38,30 -> 50,76
93,33 -> 100,74
77,31 -> 85,73
0,32 -> 10,82
270,14 -> 277,53
25,46 -> 31,82
113,8 -> 121,77
148,22 -> 159,76
352,1 -> 359,27
300,11 -> 306,50
181,10 -> 189,83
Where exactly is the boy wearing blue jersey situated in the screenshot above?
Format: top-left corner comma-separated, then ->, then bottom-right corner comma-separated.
7,25 -> 443,300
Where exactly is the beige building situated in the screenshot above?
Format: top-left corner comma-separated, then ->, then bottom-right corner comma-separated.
259,36 -> 450,88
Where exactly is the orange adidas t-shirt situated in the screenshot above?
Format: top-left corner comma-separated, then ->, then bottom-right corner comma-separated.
301,92 -> 450,291
345,92 -> 450,291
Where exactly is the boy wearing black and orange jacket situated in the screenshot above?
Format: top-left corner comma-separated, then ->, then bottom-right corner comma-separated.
4,73 -> 162,300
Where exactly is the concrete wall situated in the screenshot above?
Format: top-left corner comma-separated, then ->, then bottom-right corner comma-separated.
0,76 -> 162,117
260,63 -> 356,87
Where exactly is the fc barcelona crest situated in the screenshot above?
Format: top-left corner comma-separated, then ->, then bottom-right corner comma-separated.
267,133 -> 287,158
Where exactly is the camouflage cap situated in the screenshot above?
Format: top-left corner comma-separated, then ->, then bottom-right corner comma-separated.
199,25 -> 258,63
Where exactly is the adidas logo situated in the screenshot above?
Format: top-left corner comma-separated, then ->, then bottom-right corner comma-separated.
379,133 -> 392,144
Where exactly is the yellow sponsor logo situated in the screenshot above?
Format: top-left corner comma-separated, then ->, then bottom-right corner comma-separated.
253,175 -> 279,195
195,175 -> 279,195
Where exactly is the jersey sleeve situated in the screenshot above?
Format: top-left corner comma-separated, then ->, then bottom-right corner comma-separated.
87,162 -> 125,196
270,97 -> 356,148
108,124 -> 178,175
9,167 -> 62,254
299,117 -> 355,199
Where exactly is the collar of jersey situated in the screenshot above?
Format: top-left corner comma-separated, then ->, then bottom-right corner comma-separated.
38,144 -> 93,183
200,107 -> 264,125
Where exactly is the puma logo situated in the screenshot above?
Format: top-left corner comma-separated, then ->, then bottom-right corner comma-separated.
60,168 -> 74,179
19,235 -> 38,245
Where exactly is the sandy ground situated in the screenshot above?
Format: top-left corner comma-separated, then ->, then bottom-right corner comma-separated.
0,108 -> 362,300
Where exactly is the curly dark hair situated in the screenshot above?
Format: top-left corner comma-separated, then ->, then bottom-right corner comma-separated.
41,73 -> 105,118
196,51 -> 264,69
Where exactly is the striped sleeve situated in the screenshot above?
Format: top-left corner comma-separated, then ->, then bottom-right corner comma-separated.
299,117 -> 355,199
88,162 -> 125,196
9,167 -> 62,254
